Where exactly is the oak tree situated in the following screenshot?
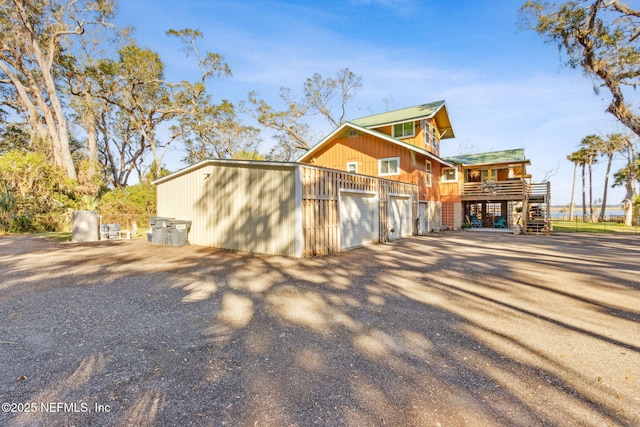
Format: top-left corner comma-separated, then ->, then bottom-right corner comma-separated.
0,0 -> 116,180
522,0 -> 640,223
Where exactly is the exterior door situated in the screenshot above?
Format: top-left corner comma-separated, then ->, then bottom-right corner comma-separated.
340,191 -> 378,249
389,196 -> 412,240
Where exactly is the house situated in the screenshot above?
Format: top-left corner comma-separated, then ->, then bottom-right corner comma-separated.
297,101 -> 457,233
443,148 -> 550,233
154,101 -> 550,258
153,159 -> 418,257
297,101 -> 550,233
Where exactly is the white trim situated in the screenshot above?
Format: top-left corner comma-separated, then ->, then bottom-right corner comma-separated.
425,160 -> 432,188
441,167 -> 458,183
346,161 -> 358,173
391,121 -> 416,139
378,157 -> 400,176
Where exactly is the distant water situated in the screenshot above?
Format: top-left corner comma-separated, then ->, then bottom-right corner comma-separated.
551,208 -> 626,219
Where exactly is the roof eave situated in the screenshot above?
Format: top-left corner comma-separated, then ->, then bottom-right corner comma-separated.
153,159 -> 300,185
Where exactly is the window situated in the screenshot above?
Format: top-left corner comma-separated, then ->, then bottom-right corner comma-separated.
466,169 -> 482,182
431,125 -> 439,150
379,157 -> 400,176
425,160 -> 432,187
421,120 -> 428,147
347,161 -> 358,173
392,121 -> 415,138
442,167 -> 458,182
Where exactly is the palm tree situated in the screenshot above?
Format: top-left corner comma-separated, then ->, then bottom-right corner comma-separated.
566,150 -> 582,220
573,147 -> 589,222
580,136 -> 600,222
596,134 -> 626,222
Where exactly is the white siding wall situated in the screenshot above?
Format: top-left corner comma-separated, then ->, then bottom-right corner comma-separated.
418,201 -> 442,233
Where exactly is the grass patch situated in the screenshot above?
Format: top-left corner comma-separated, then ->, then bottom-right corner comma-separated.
552,220 -> 639,234
35,231 -> 72,242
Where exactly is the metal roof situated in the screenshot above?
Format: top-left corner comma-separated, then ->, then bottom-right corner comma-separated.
351,101 -> 455,139
444,148 -> 530,166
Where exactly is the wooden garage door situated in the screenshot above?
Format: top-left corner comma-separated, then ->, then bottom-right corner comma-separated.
389,196 -> 412,240
340,192 -> 378,249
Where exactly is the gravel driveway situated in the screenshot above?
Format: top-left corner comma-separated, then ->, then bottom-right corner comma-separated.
0,232 -> 639,426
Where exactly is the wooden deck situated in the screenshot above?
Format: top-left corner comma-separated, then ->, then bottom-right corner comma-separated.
462,180 -> 527,201
462,180 -> 551,235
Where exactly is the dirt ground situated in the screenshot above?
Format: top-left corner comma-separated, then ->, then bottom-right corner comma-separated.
0,231 -> 639,427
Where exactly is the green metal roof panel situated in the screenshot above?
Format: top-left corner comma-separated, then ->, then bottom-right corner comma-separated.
444,148 -> 528,166
351,101 -> 446,127
351,100 -> 455,139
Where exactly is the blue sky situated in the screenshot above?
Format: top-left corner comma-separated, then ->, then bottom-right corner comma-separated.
115,0 -> 630,207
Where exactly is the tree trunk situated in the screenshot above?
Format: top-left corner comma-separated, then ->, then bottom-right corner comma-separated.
83,89 -> 99,185
598,154 -> 613,222
569,162 -> 577,220
581,164 -> 587,222
588,161 -> 594,222
10,0 -> 78,180
623,143 -> 638,226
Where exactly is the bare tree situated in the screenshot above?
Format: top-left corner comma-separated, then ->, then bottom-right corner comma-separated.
303,68 -> 362,128
245,68 -> 362,160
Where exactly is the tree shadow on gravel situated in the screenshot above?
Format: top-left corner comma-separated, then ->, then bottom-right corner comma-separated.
0,233 -> 638,426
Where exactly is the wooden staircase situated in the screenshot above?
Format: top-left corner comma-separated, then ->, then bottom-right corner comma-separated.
523,182 -> 551,235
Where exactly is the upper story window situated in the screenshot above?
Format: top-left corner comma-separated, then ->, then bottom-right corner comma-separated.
423,122 -> 440,151
379,157 -> 400,176
425,160 -> 432,187
442,167 -> 458,183
392,121 -> 415,138
347,161 -> 358,173
431,125 -> 439,150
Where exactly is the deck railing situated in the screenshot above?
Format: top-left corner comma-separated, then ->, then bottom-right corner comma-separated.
528,182 -> 550,198
462,179 -> 528,199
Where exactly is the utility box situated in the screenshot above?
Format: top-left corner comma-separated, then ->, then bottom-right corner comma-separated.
150,217 -> 174,245
167,220 -> 192,247
72,210 -> 100,242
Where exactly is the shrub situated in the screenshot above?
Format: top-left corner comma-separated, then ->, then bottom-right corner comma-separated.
99,183 -> 156,229
0,150 -> 76,232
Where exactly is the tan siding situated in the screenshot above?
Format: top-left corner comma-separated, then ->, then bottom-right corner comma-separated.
308,133 -> 450,204
157,162 -> 300,257
157,161 -> 418,257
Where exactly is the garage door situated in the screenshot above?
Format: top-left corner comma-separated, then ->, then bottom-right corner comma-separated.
389,196 -> 412,240
340,192 -> 379,249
